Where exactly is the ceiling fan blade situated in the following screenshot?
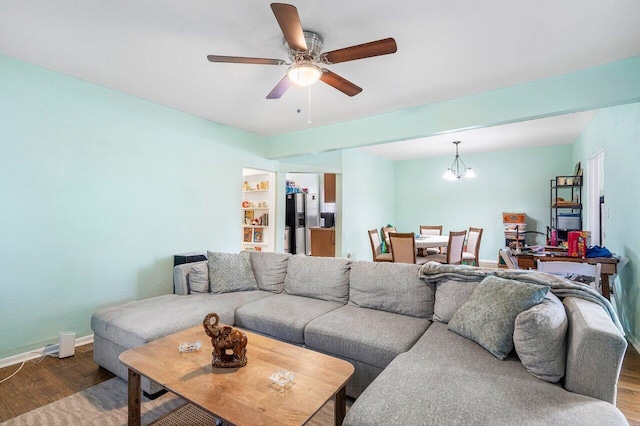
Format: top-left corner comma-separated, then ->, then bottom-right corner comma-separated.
207,55 -> 285,65
270,3 -> 307,52
320,70 -> 362,97
266,75 -> 293,99
322,38 -> 397,64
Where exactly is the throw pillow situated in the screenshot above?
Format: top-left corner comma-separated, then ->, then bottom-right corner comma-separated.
349,261 -> 435,319
188,262 -> 209,293
284,255 -> 351,303
248,251 -> 290,293
448,275 -> 549,360
513,292 -> 568,382
207,251 -> 258,294
433,280 -> 480,323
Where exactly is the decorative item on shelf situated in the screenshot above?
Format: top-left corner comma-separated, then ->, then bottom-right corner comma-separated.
203,313 -> 248,368
254,227 -> 264,243
259,181 -> 269,190
243,227 -> 253,242
242,201 -> 250,208
244,210 -> 254,225
443,141 -> 475,180
242,181 -> 251,191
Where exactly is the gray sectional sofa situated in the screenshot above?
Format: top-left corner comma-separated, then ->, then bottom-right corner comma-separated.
91,251 -> 628,425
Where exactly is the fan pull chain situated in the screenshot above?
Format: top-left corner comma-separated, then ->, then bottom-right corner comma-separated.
307,85 -> 312,124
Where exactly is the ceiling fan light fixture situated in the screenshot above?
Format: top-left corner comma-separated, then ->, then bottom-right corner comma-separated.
287,63 -> 322,86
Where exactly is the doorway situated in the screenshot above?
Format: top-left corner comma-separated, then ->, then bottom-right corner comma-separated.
588,150 -> 604,246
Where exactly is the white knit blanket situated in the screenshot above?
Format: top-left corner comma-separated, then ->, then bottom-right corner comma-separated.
418,261 -> 624,334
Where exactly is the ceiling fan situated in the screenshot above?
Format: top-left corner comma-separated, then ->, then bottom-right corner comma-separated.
207,3 -> 397,99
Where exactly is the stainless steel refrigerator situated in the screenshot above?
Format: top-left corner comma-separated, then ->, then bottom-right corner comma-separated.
286,193 -> 319,255
286,193 -> 306,255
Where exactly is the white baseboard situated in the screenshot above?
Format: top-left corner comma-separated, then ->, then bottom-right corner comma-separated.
0,334 -> 94,369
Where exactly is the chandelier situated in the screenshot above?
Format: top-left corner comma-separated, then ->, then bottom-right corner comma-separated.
443,141 -> 476,180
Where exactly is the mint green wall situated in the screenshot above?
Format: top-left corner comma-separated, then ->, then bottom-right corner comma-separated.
572,103 -> 640,347
394,145 -> 573,260
341,150 -> 396,260
0,55 -> 275,359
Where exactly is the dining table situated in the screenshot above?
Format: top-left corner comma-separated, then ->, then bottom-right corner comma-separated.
415,235 -> 449,257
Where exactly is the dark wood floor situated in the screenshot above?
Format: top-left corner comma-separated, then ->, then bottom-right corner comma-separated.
0,343 -> 639,423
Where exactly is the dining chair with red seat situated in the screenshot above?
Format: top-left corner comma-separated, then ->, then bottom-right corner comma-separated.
424,230 -> 467,265
368,229 -> 393,262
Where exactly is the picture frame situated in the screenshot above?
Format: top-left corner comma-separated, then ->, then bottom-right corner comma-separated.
253,227 -> 263,243
243,227 -> 253,243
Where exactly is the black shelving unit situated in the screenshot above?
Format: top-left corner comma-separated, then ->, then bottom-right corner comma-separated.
550,175 -> 582,243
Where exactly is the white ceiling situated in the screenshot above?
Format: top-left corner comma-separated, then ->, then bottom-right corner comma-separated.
359,110 -> 597,161
1,0 -> 639,141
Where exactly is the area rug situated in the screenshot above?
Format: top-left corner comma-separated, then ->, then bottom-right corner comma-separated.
1,377 -> 340,425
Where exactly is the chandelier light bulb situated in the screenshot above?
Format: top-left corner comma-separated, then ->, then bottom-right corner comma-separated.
465,168 -> 476,178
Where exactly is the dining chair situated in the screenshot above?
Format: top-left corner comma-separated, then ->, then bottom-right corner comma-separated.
368,229 -> 393,262
499,248 -> 519,269
419,225 -> 443,255
381,226 -> 396,247
536,260 -> 602,293
462,227 -> 483,266
424,230 -> 467,265
389,232 -> 428,265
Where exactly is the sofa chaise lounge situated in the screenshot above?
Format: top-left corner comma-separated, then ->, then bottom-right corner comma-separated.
91,251 -> 628,425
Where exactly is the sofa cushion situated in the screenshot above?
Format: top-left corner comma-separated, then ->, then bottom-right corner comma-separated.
344,321 -> 627,426
248,250 -> 290,293
283,255 -> 351,303
433,279 -> 479,323
91,291 -> 273,348
513,292 -> 568,382
188,262 -> 209,293
207,251 -> 258,294
448,276 -> 549,359
305,305 -> 431,369
348,261 -> 435,319
234,293 -> 343,344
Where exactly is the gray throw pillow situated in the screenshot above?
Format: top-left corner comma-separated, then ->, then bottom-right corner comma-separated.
248,251 -> 290,293
448,276 -> 549,360
284,255 -> 351,303
207,251 -> 258,294
188,262 -> 209,293
513,292 -> 568,382
433,280 -> 480,323
349,261 -> 435,319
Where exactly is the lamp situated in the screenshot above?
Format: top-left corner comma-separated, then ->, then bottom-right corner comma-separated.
287,63 -> 322,86
443,141 -> 475,180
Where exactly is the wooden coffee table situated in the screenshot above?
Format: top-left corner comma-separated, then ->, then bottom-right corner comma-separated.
119,324 -> 354,426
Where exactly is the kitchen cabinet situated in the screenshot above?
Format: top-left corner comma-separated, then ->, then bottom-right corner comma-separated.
324,173 -> 336,203
310,228 -> 335,257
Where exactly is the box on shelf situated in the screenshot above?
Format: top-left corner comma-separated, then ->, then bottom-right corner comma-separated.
557,213 -> 580,230
502,213 -> 526,224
